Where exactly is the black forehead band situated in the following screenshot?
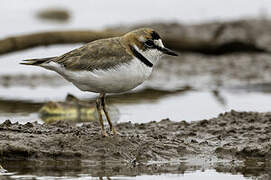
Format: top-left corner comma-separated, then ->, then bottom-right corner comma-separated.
151,31 -> 160,40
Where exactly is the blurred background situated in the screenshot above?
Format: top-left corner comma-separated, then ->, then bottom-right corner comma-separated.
1,0 -> 271,179
1,0 -> 271,124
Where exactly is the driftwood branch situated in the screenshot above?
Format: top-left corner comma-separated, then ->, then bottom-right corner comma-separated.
0,30 -> 122,55
0,20 -> 271,56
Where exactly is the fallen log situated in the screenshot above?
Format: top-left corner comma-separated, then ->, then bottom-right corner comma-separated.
0,30 -> 121,55
1,19 -> 271,56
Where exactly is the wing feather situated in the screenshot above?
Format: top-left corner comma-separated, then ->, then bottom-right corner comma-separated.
53,37 -> 133,71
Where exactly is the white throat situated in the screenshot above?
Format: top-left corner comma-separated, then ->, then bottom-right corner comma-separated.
134,45 -> 163,66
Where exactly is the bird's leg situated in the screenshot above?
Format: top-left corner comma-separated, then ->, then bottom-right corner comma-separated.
96,94 -> 108,137
100,93 -> 118,135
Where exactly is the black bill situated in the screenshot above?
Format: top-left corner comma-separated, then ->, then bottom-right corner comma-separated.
157,46 -> 178,56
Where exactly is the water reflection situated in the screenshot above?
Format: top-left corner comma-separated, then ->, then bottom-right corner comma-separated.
0,98 -> 42,114
3,86 -> 271,124
0,159 -> 261,179
0,88 -> 223,124
39,94 -> 119,124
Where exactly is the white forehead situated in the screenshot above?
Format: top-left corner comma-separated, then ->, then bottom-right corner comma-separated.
154,39 -> 164,47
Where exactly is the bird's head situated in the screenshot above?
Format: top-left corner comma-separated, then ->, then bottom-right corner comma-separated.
122,28 -> 178,65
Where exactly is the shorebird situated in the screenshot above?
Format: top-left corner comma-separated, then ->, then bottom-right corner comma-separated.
21,28 -> 178,136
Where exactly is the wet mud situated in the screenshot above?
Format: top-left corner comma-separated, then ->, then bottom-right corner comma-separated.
0,110 -> 270,178
149,52 -> 271,90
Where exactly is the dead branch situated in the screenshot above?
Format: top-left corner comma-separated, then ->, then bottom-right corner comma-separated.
0,20 -> 270,56
0,30 -> 122,55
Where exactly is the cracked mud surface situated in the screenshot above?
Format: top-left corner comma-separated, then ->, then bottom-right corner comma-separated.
0,110 -> 270,178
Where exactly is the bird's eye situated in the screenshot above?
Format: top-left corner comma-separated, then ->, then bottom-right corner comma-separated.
144,40 -> 154,47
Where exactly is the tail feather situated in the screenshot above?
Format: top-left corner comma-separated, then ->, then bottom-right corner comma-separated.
20,57 -> 56,66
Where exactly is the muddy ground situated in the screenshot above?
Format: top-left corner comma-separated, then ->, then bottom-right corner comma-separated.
0,110 -> 270,178
1,20 -> 271,179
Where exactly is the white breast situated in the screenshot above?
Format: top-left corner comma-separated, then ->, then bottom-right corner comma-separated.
44,59 -> 153,93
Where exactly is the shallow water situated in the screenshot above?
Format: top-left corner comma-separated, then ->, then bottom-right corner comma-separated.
1,170 -> 248,180
0,159 -> 249,180
2,85 -> 271,123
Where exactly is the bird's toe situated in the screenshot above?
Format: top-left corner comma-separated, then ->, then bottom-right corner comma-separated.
101,130 -> 109,137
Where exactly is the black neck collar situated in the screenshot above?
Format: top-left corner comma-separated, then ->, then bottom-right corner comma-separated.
129,45 -> 153,68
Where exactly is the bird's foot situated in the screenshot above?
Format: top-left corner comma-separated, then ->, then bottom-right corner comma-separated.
101,130 -> 109,137
110,128 -> 121,136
